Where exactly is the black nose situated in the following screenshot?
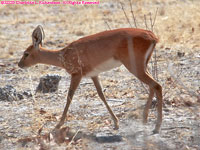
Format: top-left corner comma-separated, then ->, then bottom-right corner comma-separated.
18,62 -> 23,68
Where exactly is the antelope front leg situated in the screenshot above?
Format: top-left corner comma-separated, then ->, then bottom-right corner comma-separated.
55,74 -> 81,129
92,76 -> 119,130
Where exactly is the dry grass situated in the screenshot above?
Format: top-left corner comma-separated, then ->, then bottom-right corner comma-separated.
0,0 -> 200,149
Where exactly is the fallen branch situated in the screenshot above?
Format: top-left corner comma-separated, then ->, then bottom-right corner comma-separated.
162,126 -> 190,130
107,99 -> 124,102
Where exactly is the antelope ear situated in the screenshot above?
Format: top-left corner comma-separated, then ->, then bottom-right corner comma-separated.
32,25 -> 45,48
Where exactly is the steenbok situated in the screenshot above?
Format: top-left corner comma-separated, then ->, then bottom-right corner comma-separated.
18,25 -> 162,133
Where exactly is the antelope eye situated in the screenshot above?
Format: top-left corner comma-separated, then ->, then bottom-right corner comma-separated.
24,53 -> 29,58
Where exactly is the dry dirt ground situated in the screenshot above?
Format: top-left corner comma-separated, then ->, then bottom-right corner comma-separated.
0,0 -> 200,149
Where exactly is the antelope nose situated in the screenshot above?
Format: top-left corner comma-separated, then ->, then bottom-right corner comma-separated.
18,62 -> 24,68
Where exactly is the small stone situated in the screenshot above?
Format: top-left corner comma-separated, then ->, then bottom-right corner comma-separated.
95,132 -> 122,143
177,52 -> 185,57
0,85 -> 18,101
36,75 -> 61,93
17,93 -> 24,100
75,31 -> 84,36
23,91 -> 32,98
0,136 -> 3,143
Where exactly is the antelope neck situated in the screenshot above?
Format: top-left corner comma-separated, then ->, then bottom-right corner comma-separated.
38,47 -> 64,68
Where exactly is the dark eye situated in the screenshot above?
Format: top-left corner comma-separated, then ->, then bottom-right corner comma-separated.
24,53 -> 29,58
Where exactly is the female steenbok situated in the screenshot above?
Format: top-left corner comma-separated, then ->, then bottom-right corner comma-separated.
18,25 -> 162,133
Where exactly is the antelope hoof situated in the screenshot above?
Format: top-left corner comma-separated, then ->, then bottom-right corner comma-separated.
152,128 -> 159,134
143,118 -> 148,124
55,122 -> 63,129
113,123 -> 119,130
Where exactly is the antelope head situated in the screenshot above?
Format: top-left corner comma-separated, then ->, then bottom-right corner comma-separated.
18,25 -> 44,68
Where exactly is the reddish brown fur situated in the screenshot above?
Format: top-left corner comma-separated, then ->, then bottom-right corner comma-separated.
60,28 -> 158,76
18,27 -> 162,133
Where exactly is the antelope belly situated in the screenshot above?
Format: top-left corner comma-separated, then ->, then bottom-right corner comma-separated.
85,58 -> 122,77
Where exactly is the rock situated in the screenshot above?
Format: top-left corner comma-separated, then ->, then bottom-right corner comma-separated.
23,91 -> 32,98
0,135 -> 3,143
0,85 -> 23,101
16,93 -> 23,100
0,85 -> 33,101
177,52 -> 185,57
75,31 -> 84,36
36,75 -> 61,93
95,132 -> 122,143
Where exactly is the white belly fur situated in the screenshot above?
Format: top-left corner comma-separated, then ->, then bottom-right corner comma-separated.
85,58 -> 122,77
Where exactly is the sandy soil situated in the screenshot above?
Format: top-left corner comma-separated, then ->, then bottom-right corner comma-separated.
0,0 -> 200,149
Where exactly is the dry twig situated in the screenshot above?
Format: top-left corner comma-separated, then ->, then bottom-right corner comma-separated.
152,8 -> 158,30
168,63 -> 199,99
66,129 -> 80,149
104,20 -> 111,30
144,14 -> 149,30
120,2 -> 132,28
103,14 -> 111,30
129,0 -> 137,28
150,12 -> 153,31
